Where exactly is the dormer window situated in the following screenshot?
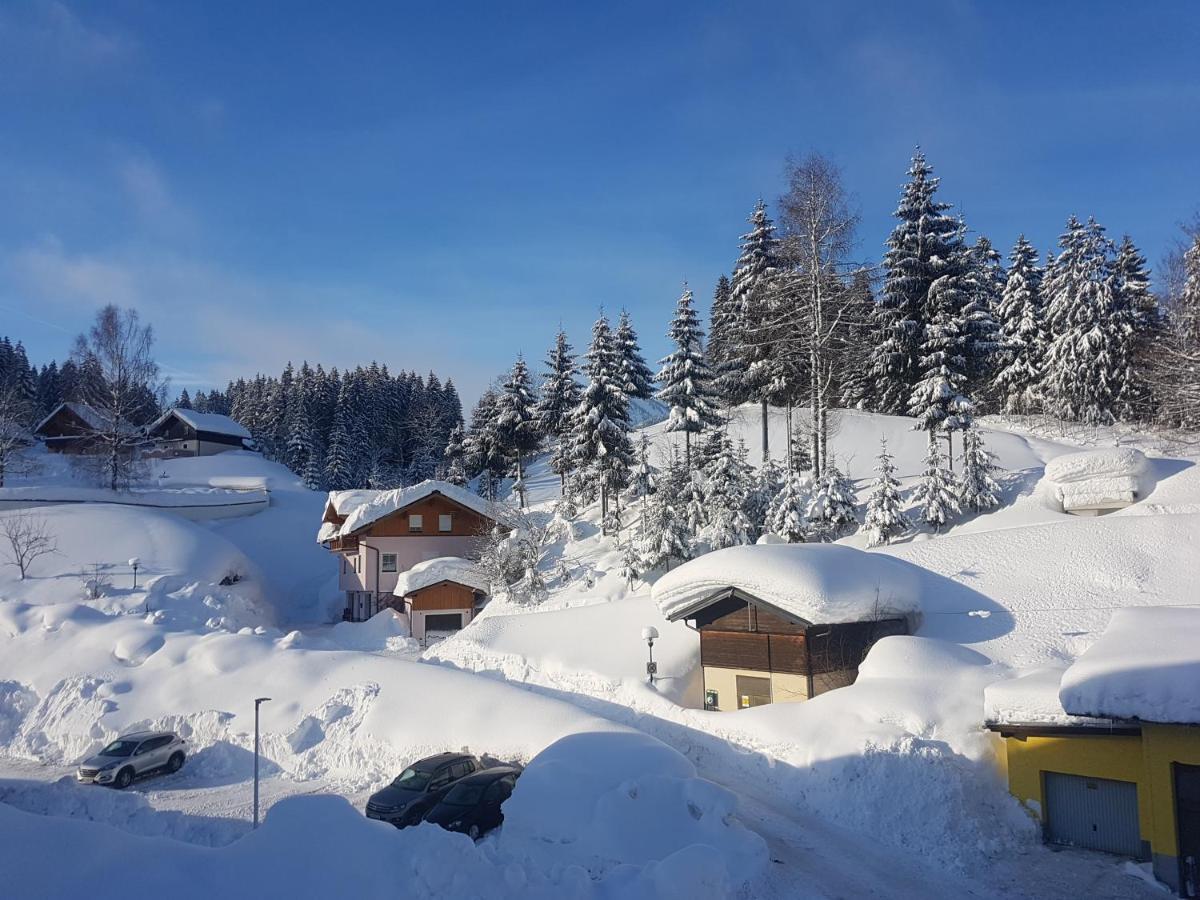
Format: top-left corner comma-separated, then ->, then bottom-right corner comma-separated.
408,514 -> 424,532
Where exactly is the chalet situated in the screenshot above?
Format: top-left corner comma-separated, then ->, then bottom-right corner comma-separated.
986,607 -> 1200,896
318,480 -> 501,626
145,408 -> 251,457
34,402 -> 113,454
652,543 -> 917,711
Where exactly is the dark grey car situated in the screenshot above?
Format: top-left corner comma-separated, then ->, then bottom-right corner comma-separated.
76,731 -> 187,789
365,752 -> 480,827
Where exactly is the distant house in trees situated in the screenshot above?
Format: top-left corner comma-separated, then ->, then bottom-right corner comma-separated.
34,402 -> 118,454
318,480 -> 502,632
652,544 -> 914,711
145,408 -> 252,457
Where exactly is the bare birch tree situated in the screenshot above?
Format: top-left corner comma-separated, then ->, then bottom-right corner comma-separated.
70,306 -> 164,491
0,386 -> 39,488
1,513 -> 58,580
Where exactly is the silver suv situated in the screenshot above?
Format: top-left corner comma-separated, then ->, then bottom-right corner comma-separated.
76,731 -> 187,789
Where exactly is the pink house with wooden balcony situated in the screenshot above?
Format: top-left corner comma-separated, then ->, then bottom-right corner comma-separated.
318,481 -> 502,635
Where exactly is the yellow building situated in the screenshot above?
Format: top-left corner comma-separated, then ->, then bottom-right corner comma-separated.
986,609 -> 1200,897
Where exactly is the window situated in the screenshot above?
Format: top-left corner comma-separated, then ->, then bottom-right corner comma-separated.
439,514 -> 452,532
381,553 -> 397,573
408,514 -> 423,532
736,675 -> 772,709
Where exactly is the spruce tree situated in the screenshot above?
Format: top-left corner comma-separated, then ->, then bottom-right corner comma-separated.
615,310 -> 655,401
868,151 -> 960,414
656,283 -> 720,466
766,470 -> 810,543
702,433 -> 753,550
630,432 -> 657,533
805,463 -> 858,541
495,355 -> 540,506
443,423 -> 468,486
912,439 -> 959,531
573,314 -> 633,518
1042,217 -> 1130,425
959,425 -> 1001,512
177,388 -> 193,410
1113,235 -> 1158,421
962,235 -> 1005,404
640,488 -> 690,571
728,201 -> 781,452
620,539 -> 641,590
536,329 -> 582,487
994,236 -> 1047,415
862,437 -> 908,547
707,274 -> 742,405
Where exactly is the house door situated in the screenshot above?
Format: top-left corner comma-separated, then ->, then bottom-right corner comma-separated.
1043,772 -> 1143,858
1175,764 -> 1200,897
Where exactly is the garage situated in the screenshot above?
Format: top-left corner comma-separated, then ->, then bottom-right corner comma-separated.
1043,772 -> 1144,858
424,613 -> 464,632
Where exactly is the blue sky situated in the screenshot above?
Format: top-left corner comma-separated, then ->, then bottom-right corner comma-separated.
1,1 -> 1197,404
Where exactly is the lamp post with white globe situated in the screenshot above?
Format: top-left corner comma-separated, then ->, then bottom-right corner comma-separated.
129,558 -> 141,590
641,626 -> 659,684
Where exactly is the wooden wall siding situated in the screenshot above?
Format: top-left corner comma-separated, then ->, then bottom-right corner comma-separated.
694,596 -> 806,635
363,495 -> 492,538
768,634 -> 809,675
752,607 -> 807,636
700,631 -> 771,671
408,581 -> 476,611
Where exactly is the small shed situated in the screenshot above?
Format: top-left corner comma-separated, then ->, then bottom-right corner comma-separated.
1041,448 -> 1150,517
145,408 -> 251,457
986,607 -> 1200,894
652,544 -> 917,711
392,556 -> 489,641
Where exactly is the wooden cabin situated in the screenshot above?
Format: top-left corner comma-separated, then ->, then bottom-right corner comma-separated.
145,409 -> 250,457
34,402 -> 110,454
674,587 -> 907,711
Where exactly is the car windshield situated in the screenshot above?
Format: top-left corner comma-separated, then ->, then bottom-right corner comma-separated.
99,740 -> 140,757
391,767 -> 433,791
443,781 -> 487,806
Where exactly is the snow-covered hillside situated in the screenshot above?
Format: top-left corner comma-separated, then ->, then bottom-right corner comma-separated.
1,407 -> 1192,898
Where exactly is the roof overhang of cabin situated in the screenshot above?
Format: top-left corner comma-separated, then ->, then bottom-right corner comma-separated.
985,721 -> 1142,739
403,578 -> 486,599
666,585 -> 814,628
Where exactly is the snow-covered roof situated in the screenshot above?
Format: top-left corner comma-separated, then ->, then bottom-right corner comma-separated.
1059,607 -> 1200,725
149,408 -> 251,440
984,667 -> 1112,727
34,401 -> 112,436
1041,447 -> 1150,511
326,489 -> 382,517
393,556 -> 489,596
337,480 -> 504,537
652,544 -> 921,626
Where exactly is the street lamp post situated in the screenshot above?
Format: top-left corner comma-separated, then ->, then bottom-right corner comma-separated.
253,697 -> 271,828
129,557 -> 140,590
641,626 -> 659,685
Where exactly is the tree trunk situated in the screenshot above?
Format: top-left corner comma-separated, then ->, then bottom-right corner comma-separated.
785,403 -> 793,473
946,432 -> 954,472
684,430 -> 691,468
761,399 -> 769,463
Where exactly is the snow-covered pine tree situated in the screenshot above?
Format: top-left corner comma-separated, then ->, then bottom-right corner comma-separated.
867,151 -> 961,414
615,310 -> 655,402
443,423 -> 468,486
640,489 -> 690,571
683,474 -> 708,542
323,392 -> 357,490
464,387 -> 506,485
573,314 -> 633,518
961,235 -> 1005,406
766,470 -> 810,543
1113,235 -> 1159,422
959,425 -> 1001,512
993,236 -> 1047,415
805,463 -> 858,542
620,538 -> 641,590
176,388 -> 193,410
746,456 -> 784,540
630,432 -> 657,533
1042,217 -> 1131,425
495,355 -> 540,507
702,433 -> 753,549
706,274 -> 743,407
912,439 -> 959,532
728,201 -> 782,455
656,283 -> 720,466
908,222 -> 974,454
862,437 -> 908,547
535,329 -> 581,488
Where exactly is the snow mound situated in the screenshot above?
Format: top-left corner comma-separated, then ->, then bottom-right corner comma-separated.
499,730 -> 767,890
1040,447 -> 1152,512
326,609 -> 418,653
394,557 -> 489,596
1059,606 -> 1200,724
984,667 -> 1080,726
652,543 -> 921,625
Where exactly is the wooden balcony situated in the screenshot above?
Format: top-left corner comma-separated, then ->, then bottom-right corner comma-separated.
327,535 -> 359,553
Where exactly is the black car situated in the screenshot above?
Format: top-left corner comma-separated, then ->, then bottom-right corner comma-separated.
421,765 -> 521,840
365,752 -> 481,827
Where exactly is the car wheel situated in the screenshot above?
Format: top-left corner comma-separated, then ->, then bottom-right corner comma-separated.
467,824 -> 480,840
115,767 -> 134,790
167,752 -> 185,773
